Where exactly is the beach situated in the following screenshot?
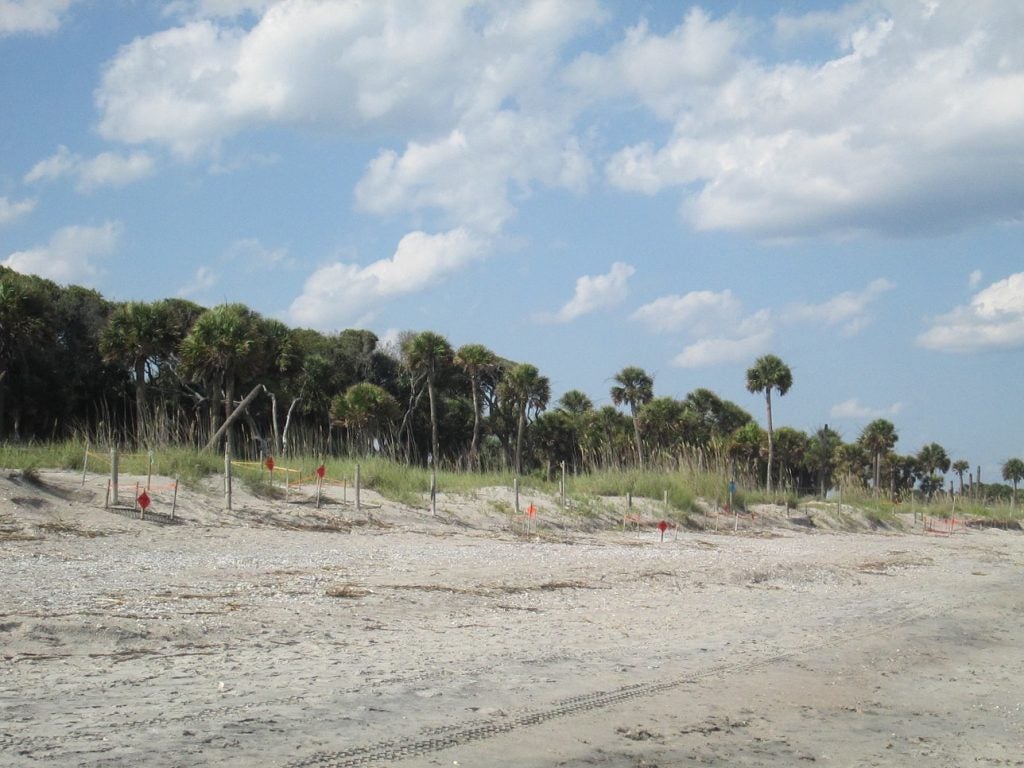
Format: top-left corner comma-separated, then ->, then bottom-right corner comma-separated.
2,469 -> 1022,767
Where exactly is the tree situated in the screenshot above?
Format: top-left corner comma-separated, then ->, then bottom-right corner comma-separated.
610,366 -> 654,469
179,304 -> 268,453
499,363 -> 550,475
454,343 -> 497,467
1002,458 -> 1024,507
745,354 -> 793,495
951,459 -> 970,496
402,331 -> 453,466
100,301 -> 174,445
331,382 -> 399,455
556,389 -> 594,473
858,419 -> 898,495
916,442 -> 951,500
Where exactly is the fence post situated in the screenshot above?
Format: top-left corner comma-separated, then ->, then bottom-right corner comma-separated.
514,477 -> 520,514
355,464 -> 361,512
82,438 -> 90,487
224,445 -> 232,511
110,445 -> 119,505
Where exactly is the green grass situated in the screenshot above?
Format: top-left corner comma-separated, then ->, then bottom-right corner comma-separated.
2,441 -> 1022,524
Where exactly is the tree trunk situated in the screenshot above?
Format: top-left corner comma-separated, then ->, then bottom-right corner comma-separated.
282,397 -> 300,456
203,383 -> 265,452
269,391 -> 281,455
631,406 -> 644,470
427,377 -> 439,466
515,406 -> 526,475
765,390 -> 774,495
469,374 -> 481,469
134,358 -> 147,447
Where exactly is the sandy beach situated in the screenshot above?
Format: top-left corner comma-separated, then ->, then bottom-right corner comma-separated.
2,469 -> 1022,767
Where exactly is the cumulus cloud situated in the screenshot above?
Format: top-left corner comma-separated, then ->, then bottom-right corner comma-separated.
2,222 -> 122,284
0,196 -> 35,225
633,278 -> 892,368
917,272 -> 1024,352
784,278 -> 894,336
0,0 -> 74,35
288,228 -> 485,328
830,398 -> 904,420
597,2 -> 1024,238
25,146 -> 155,192
541,261 -> 634,324
177,265 -> 218,299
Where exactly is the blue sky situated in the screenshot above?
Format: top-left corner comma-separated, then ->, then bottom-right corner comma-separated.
1,0 -> 1022,482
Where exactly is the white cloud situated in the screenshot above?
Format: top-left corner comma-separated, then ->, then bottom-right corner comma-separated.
288,228 -> 485,328
598,2 -> 1024,238
2,222 -> 122,284
177,265 -> 219,298
542,261 -> 634,323
830,398 -> 904,420
25,146 -> 155,191
0,0 -> 73,35
225,237 -> 291,270
917,272 -> 1024,352
634,278 -> 892,368
672,330 -> 774,368
969,269 -> 983,288
163,0 -> 275,20
631,288 -> 744,335
0,196 -> 35,225
784,277 -> 894,336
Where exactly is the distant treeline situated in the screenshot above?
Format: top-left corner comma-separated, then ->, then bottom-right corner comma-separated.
0,266 -> 1019,501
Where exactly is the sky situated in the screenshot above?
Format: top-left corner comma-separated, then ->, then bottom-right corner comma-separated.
1,0 -> 1022,483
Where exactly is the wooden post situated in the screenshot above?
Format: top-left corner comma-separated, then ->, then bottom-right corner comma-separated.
135,481 -> 142,520
104,479 -> 110,509
147,450 -> 154,490
355,464 -> 361,511
560,461 -> 566,508
514,477 -> 520,514
224,445 -> 232,511
430,469 -> 437,516
110,446 -> 119,505
171,476 -> 178,519
81,438 -> 90,487
315,473 -> 323,510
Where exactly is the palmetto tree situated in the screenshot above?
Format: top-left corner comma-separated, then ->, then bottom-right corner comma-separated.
100,301 -> 176,445
951,459 -> 970,495
499,363 -> 550,475
745,354 -> 793,495
858,419 -> 898,495
556,389 -> 594,473
402,331 -> 453,466
916,442 -> 951,499
179,304 -> 266,452
454,343 -> 497,467
610,366 -> 654,469
1002,457 -> 1024,507
331,382 -> 399,455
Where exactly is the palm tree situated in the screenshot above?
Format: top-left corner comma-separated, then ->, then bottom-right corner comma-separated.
556,389 -> 594,473
499,363 -> 550,475
610,366 -> 654,469
100,301 -> 180,445
454,343 -> 497,468
402,331 -> 453,466
179,304 -> 266,452
916,442 -> 951,499
951,459 -> 970,495
858,419 -> 898,495
1002,458 -> 1024,507
745,354 -> 793,495
331,382 -> 399,455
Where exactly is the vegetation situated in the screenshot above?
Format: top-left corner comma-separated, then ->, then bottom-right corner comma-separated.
0,266 -> 1016,514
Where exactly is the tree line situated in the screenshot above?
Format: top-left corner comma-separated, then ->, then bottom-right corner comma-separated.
2,266 -> 1020,501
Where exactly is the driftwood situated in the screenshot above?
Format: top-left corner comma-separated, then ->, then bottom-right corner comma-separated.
203,384 -> 266,452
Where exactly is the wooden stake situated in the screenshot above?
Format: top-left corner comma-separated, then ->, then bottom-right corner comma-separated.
110,445 -> 119,505
355,464 -> 361,511
224,445 -> 233,511
82,438 -> 90,487
171,476 -> 178,519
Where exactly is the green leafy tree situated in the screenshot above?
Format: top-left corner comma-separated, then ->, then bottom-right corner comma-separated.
454,343 -> 497,467
951,459 -> 970,495
331,382 -> 399,455
806,425 -> 842,498
402,331 -> 453,466
610,365 -> 654,469
556,389 -> 594,473
180,304 -> 268,452
1002,458 -> 1024,507
499,363 -> 550,475
916,442 -> 951,499
858,419 -> 898,495
745,354 -> 793,495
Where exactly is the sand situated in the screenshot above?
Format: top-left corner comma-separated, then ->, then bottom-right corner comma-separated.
1,468 -> 1022,767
